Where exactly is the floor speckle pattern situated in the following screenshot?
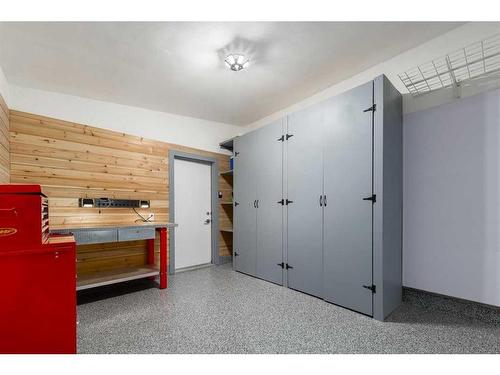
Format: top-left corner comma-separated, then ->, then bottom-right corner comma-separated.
77,264 -> 500,354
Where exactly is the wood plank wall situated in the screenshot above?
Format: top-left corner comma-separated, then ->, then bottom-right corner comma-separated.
0,93 -> 9,183
9,110 -> 233,274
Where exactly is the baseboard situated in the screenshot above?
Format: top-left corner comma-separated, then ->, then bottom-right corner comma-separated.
175,263 -> 213,273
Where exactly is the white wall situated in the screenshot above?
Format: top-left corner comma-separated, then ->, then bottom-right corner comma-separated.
404,88 -> 500,307
244,22 -> 500,131
0,66 -> 10,106
9,85 -> 240,154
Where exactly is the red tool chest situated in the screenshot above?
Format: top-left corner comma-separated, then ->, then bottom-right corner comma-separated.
0,184 -> 77,354
0,184 -> 50,248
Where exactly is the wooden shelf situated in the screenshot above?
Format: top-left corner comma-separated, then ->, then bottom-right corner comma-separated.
76,265 -> 159,291
219,169 -> 233,176
220,227 -> 233,233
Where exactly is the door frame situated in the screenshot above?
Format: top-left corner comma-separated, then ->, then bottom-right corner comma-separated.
169,150 -> 220,274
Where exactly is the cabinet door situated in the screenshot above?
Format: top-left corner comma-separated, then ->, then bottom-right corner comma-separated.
256,118 -> 284,285
233,131 -> 258,276
323,81 -> 374,316
286,103 -> 324,298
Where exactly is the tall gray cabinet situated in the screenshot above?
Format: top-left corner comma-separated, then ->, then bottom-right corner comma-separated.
286,102 -> 325,298
233,75 -> 402,321
233,118 -> 284,285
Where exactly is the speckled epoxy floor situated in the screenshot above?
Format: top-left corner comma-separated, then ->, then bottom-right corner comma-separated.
77,264 -> 500,354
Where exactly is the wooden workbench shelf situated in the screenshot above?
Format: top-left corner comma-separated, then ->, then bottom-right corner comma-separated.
76,265 -> 160,291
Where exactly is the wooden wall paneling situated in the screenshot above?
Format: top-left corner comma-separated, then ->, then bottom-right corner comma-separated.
0,93 -> 9,183
9,110 -> 230,273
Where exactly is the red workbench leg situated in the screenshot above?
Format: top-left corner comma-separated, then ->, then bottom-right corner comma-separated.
159,227 -> 168,289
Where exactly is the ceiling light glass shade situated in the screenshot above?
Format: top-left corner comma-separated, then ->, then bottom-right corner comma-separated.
225,54 -> 249,71
226,54 -> 236,65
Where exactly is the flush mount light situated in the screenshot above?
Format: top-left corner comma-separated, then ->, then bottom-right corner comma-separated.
224,54 -> 250,71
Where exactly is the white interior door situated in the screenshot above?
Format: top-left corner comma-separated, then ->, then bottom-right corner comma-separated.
174,158 -> 212,270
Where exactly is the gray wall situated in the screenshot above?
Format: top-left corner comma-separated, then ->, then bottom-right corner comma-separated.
403,88 -> 500,307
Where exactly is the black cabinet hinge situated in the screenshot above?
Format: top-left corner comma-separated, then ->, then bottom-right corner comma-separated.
277,262 -> 285,269
277,135 -> 285,142
277,199 -> 284,205
362,194 -> 376,203
363,104 -> 376,113
285,199 -> 293,205
286,134 -> 294,140
234,251 -> 239,257
285,263 -> 293,270
362,284 -> 376,293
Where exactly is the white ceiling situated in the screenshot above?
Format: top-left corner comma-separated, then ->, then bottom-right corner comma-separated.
0,22 -> 463,125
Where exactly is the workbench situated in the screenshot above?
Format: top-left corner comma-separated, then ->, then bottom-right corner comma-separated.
51,222 -> 177,291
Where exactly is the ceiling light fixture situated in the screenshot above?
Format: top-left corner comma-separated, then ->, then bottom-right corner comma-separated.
224,54 -> 249,72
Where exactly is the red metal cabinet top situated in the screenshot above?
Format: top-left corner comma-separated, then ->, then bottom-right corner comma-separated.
0,184 -> 45,195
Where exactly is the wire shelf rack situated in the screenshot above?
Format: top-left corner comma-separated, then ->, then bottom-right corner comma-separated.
399,33 -> 500,96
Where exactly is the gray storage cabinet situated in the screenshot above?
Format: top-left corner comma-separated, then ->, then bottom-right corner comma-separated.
255,119 -> 285,285
233,130 -> 258,276
233,75 -> 402,321
233,119 -> 284,284
286,102 -> 325,298
322,80 -> 374,316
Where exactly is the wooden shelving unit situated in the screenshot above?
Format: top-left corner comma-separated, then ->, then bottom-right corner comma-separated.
219,137 -> 235,261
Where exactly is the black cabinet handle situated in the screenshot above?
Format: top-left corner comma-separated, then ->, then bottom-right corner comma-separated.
234,252 -> 239,257
277,262 -> 284,269
277,199 -> 284,205
285,199 -> 293,205
362,194 -> 376,203
319,195 -> 323,207
324,195 -> 327,206
286,263 -> 293,269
